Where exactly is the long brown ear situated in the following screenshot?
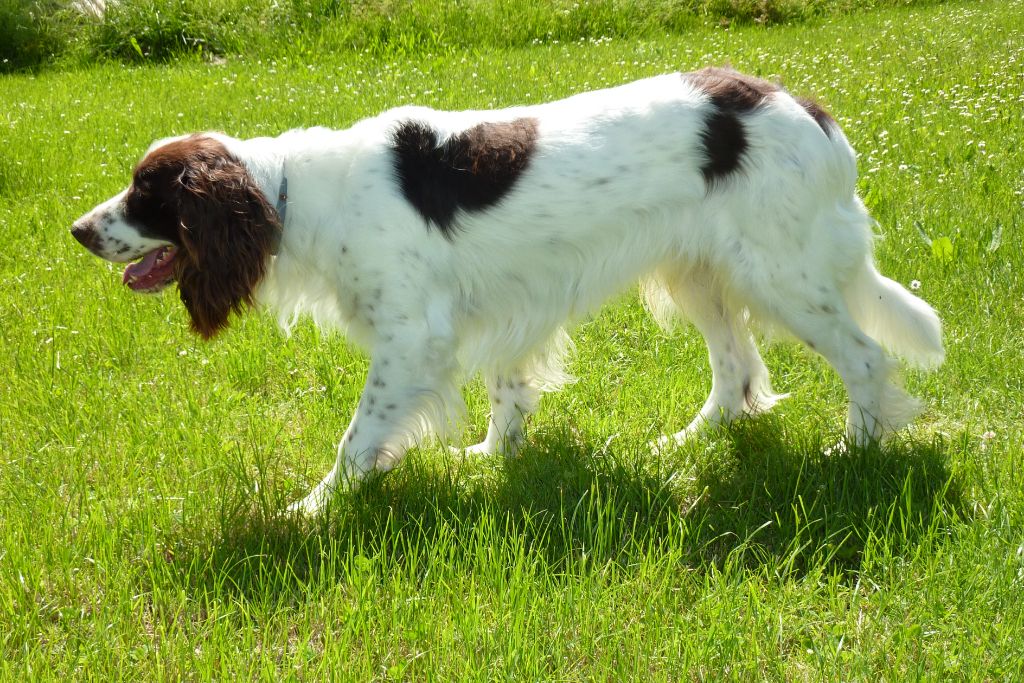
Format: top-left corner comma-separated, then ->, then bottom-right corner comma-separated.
173,144 -> 281,339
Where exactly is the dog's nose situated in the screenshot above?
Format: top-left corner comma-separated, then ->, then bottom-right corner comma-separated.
71,221 -> 101,252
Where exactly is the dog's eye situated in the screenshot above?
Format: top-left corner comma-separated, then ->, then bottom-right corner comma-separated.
128,173 -> 150,195
133,173 -> 155,192
125,182 -> 172,220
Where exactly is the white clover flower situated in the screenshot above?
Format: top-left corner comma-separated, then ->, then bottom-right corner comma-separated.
910,279 -> 922,290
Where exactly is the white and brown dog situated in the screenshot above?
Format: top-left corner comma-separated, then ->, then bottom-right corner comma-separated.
71,68 -> 944,514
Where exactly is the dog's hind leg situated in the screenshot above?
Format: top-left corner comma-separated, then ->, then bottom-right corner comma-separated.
648,263 -> 785,450
748,278 -> 920,446
464,370 -> 539,457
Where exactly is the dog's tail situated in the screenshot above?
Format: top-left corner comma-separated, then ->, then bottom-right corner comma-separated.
845,260 -> 944,368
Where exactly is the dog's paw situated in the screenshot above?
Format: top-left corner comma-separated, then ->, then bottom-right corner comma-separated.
464,441 -> 497,457
649,433 -> 679,455
451,437 -> 524,459
450,442 -> 496,458
287,488 -> 330,517
650,424 -> 708,453
822,439 -> 850,457
652,411 -> 740,453
286,471 -> 347,517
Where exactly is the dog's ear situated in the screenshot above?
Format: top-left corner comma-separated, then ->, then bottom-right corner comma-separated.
174,151 -> 281,339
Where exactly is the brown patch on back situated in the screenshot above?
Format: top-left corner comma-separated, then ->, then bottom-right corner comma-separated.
796,96 -> 836,137
391,117 -> 540,237
686,67 -> 838,185
686,68 -> 780,186
687,66 -> 780,112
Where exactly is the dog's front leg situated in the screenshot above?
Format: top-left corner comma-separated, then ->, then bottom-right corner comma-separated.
289,328 -> 459,515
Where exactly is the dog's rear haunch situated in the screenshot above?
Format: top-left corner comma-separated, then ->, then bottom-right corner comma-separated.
71,68 -> 944,514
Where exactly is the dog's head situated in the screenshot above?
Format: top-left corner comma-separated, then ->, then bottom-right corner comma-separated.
71,134 -> 281,339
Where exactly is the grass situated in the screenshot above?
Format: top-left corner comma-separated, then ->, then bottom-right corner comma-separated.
2,0 -> 953,71
2,0 -> 1023,678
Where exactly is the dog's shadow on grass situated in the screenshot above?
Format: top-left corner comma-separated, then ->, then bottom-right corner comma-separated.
182,423 -> 966,598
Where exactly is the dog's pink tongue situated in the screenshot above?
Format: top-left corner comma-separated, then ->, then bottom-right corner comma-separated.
123,249 -> 161,284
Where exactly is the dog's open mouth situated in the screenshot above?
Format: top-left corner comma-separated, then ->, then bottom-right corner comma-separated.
123,245 -> 178,293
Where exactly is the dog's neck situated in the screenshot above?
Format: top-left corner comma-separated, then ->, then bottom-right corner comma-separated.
216,134 -> 288,221
216,134 -> 289,252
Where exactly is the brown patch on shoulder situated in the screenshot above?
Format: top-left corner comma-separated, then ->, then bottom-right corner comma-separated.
460,118 -> 538,177
391,117 -> 540,238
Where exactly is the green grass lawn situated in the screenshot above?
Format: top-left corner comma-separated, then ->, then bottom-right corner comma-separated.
2,0 -> 1023,678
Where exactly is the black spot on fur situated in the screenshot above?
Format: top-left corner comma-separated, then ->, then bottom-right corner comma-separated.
390,117 -> 539,238
699,109 -> 748,185
686,67 -> 779,187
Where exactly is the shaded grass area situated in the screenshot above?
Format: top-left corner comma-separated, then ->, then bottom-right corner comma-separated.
3,0 -> 956,71
199,429 -> 964,597
1,0 -> 1023,678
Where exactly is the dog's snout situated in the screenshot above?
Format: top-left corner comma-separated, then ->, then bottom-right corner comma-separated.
71,220 -> 102,252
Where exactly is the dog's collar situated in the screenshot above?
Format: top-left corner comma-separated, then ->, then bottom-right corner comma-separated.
272,169 -> 287,255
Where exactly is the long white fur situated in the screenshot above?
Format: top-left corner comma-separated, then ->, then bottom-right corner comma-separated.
77,73 -> 944,514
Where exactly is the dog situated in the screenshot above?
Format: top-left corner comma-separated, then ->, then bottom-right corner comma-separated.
71,67 -> 944,514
